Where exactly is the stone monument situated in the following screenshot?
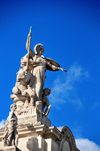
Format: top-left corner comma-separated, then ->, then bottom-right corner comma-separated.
0,27 -> 80,151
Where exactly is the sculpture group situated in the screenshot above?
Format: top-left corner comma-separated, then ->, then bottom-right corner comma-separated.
11,27 -> 66,116
3,27 -> 66,147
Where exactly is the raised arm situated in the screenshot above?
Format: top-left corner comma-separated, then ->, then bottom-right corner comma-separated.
26,27 -> 35,57
26,32 -> 31,51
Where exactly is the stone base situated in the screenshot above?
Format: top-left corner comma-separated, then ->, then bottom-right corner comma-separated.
0,125 -> 79,151
17,107 -> 51,128
18,114 -> 51,128
0,146 -> 21,151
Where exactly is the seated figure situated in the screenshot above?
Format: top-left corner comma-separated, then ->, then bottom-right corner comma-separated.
42,88 -> 51,116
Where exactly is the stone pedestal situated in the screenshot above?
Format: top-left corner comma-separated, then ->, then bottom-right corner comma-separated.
0,125 -> 79,151
12,96 -> 51,128
0,146 -> 21,151
0,146 -> 15,151
17,106 -> 51,128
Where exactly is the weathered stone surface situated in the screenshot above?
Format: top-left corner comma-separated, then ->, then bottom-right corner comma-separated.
10,27 -> 66,120
17,106 -> 51,128
0,28 -> 80,151
3,104 -> 19,147
57,126 -> 80,151
0,125 -> 79,151
0,146 -> 15,151
0,146 -> 21,151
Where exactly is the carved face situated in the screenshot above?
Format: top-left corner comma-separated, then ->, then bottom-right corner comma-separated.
17,70 -> 26,81
10,104 -> 17,111
36,46 -> 44,55
34,44 -> 44,55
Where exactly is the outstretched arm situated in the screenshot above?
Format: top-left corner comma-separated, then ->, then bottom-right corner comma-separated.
47,61 -> 67,72
52,65 -> 67,72
56,66 -> 67,72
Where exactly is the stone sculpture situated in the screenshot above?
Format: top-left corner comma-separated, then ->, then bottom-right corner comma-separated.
42,88 -> 51,116
10,27 -> 66,126
11,67 -> 35,106
3,104 -> 18,146
22,33 -> 67,102
21,28 -> 66,102
0,28 -> 80,151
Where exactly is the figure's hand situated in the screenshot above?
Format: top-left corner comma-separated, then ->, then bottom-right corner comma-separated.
57,67 -> 67,72
61,68 -> 67,72
28,32 -> 31,37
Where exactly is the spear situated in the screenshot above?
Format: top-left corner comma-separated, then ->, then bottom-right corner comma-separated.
26,26 -> 32,68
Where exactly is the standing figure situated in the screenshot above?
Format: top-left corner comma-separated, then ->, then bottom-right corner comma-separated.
3,104 -> 19,146
21,29 -> 67,103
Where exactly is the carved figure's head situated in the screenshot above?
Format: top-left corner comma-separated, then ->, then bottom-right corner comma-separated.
34,43 -> 44,55
10,104 -> 17,111
43,88 -> 51,96
16,68 -> 32,84
16,69 -> 26,82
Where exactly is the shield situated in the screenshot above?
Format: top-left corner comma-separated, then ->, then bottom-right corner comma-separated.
45,58 -> 60,71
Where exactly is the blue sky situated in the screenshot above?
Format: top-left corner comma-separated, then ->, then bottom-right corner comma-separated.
0,0 -> 100,150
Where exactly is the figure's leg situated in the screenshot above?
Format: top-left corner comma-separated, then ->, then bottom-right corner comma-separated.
7,132 -> 13,146
12,135 -> 15,146
44,105 -> 51,116
44,98 -> 51,116
14,130 -> 19,146
35,83 -> 42,101
3,131 -> 8,146
35,69 -> 45,101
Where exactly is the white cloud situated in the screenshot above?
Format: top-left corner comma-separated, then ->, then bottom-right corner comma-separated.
0,120 -> 5,128
49,63 -> 89,109
76,138 -> 100,151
